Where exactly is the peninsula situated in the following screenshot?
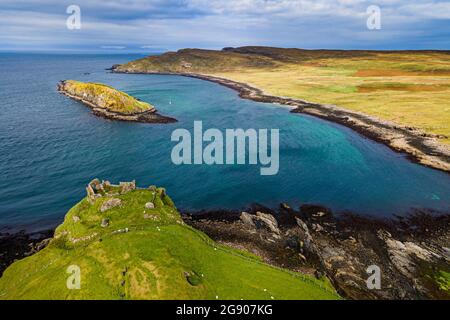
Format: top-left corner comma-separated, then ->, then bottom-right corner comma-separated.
0,180 -> 338,300
112,47 -> 450,172
58,80 -> 176,123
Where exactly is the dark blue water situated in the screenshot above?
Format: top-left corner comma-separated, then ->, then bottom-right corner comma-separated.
0,53 -> 449,232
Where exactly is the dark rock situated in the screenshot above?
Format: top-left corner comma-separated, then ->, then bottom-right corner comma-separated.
255,212 -> 280,235
183,205 -> 450,300
101,218 -> 110,228
239,211 -> 280,235
300,204 -> 332,219
240,212 -> 255,228
0,230 -> 53,277
106,64 -> 121,71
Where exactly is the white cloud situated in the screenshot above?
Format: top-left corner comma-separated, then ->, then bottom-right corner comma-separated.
100,45 -> 126,49
0,0 -> 448,51
400,2 -> 450,19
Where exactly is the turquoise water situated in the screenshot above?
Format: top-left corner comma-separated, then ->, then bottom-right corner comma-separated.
0,53 -> 449,231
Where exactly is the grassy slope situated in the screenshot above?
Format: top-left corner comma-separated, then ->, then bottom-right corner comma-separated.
0,186 -> 339,300
118,47 -> 450,143
63,80 -> 154,114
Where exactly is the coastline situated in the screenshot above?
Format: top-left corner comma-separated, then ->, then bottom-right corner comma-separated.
1,68 -> 448,298
112,69 -> 450,173
0,230 -> 53,277
183,205 -> 450,299
3,203 -> 447,299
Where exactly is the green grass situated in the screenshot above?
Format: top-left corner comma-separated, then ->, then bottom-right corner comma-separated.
433,271 -> 450,292
63,80 -> 154,114
417,259 -> 450,299
0,186 -> 339,300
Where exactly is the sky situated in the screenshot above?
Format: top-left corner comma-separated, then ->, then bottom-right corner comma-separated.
0,0 -> 449,52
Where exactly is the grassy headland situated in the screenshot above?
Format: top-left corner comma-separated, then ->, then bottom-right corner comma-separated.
0,180 -> 338,300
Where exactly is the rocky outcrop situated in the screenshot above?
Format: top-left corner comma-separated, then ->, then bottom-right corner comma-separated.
240,211 -> 280,234
240,212 -> 256,229
119,181 -> 136,194
58,80 -> 177,124
87,179 -> 137,204
101,218 -> 110,228
100,198 -> 122,212
184,205 -> 450,300
145,202 -> 155,209
0,230 -> 53,277
255,212 -> 280,235
86,179 -> 106,203
86,179 -> 138,213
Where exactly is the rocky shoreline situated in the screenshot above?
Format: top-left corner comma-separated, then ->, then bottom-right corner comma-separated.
111,68 -> 450,173
57,81 -> 177,124
1,203 -> 448,299
0,230 -> 53,277
183,205 -> 450,300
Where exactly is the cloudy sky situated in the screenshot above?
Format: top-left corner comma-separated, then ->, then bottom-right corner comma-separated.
0,0 -> 449,52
